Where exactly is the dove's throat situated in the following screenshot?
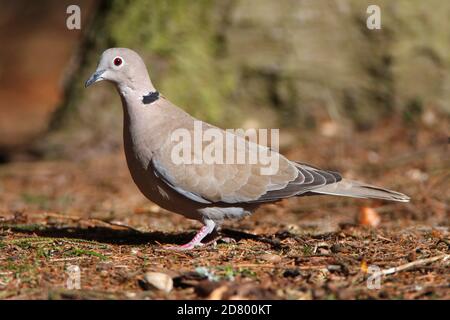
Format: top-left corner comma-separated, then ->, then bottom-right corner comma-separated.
118,86 -> 166,168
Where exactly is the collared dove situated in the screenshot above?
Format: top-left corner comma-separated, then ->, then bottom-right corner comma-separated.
85,48 -> 410,250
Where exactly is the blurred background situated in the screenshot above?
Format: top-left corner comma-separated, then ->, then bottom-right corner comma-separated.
0,0 -> 448,160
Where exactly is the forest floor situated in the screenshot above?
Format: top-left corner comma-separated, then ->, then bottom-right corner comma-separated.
0,117 -> 448,300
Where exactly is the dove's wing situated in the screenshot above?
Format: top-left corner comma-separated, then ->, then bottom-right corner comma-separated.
151,123 -> 341,204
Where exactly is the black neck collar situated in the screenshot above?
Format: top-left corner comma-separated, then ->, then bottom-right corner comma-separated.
142,91 -> 160,104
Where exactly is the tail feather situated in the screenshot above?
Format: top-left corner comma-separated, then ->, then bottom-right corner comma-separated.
311,179 -> 410,202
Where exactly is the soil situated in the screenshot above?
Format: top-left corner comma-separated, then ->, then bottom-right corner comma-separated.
0,117 -> 448,300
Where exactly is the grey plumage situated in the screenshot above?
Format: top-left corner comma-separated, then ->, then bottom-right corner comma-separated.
85,48 -> 410,250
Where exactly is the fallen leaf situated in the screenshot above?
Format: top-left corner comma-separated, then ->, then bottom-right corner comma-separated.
359,207 -> 381,227
360,260 -> 368,273
320,121 -> 339,137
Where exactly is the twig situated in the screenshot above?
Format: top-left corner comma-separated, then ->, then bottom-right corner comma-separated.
98,220 -> 142,233
233,263 -> 276,268
43,212 -> 81,221
50,257 -> 89,262
234,263 -> 329,270
370,254 -> 449,278
36,212 -> 142,233
376,235 -> 393,242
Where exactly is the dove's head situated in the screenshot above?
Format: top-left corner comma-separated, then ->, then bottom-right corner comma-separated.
85,48 -> 154,91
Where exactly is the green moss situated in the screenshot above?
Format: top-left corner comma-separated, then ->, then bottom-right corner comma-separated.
106,0 -> 236,123
302,244 -> 314,256
3,259 -> 37,278
36,246 -> 52,259
64,247 -> 108,260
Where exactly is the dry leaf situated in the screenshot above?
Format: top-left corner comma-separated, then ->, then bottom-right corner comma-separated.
360,260 -> 368,273
320,121 -> 339,137
359,207 -> 381,227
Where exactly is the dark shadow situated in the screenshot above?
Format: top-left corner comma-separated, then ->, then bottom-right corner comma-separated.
0,151 -> 10,163
1,224 -> 195,245
221,228 -> 284,249
0,224 -> 286,249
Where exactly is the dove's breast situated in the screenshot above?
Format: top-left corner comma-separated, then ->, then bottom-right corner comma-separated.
122,106 -> 206,221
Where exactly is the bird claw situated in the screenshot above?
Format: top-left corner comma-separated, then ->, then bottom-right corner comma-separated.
164,221 -> 217,251
164,236 -> 236,250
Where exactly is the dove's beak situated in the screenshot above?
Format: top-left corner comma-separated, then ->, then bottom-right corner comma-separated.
85,69 -> 105,88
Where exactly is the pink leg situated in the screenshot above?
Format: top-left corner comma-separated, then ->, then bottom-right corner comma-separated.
166,220 -> 216,251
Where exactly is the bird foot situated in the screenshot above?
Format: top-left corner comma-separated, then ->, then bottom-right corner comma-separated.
165,242 -> 204,251
165,235 -> 236,250
164,221 -> 216,251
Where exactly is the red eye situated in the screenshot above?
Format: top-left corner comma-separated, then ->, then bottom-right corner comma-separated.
113,57 -> 122,66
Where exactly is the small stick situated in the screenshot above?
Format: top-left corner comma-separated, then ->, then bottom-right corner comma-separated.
39,212 -> 142,233
234,263 -> 328,270
50,257 -> 89,262
99,220 -> 142,233
370,254 -> 449,278
232,263 -> 276,268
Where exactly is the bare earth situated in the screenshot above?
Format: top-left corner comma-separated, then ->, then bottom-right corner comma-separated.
0,118 -> 448,299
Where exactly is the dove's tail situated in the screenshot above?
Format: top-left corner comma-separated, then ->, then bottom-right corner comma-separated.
311,179 -> 410,202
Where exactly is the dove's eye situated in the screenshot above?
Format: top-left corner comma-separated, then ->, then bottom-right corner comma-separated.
113,57 -> 123,67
